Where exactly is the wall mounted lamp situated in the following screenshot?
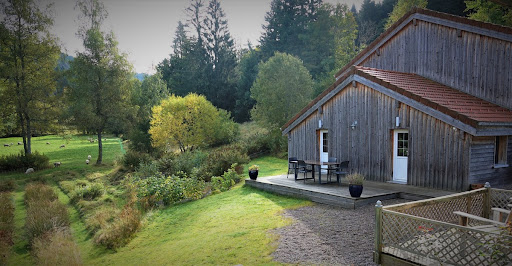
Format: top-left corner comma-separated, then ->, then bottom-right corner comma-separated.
350,121 -> 358,130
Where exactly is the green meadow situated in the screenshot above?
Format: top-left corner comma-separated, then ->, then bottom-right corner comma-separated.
0,135 -> 308,265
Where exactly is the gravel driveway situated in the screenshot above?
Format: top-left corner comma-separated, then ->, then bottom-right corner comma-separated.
272,199 -> 409,266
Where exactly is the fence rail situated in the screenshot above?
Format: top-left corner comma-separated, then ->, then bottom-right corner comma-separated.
375,186 -> 512,265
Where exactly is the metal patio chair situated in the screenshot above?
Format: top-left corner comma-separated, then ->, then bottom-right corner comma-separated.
287,157 -> 298,178
334,161 -> 350,184
297,160 -> 313,183
326,157 -> 337,182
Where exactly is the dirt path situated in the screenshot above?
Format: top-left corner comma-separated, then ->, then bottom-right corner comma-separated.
272,199 -> 409,266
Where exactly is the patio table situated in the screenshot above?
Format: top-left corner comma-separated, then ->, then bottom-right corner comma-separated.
302,160 -> 339,184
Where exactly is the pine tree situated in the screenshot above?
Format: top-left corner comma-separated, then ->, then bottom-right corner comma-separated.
260,0 -> 323,60
203,0 -> 237,112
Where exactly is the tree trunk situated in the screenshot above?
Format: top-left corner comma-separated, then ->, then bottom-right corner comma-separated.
96,130 -> 103,165
18,113 -> 28,154
26,115 -> 32,154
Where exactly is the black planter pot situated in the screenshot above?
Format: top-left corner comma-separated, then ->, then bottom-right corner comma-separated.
249,170 -> 259,180
349,184 -> 363,197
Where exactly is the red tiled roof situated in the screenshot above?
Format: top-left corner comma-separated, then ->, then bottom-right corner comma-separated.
356,66 -> 512,126
282,8 -> 512,132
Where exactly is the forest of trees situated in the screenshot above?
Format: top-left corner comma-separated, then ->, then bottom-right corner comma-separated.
1,0 -> 511,159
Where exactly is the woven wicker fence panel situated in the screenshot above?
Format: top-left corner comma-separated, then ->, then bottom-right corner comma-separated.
393,192 -> 485,225
382,210 -> 512,265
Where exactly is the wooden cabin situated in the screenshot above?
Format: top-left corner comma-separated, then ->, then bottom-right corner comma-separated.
282,9 -> 512,191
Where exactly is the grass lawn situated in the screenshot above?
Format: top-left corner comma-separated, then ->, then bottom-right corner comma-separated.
2,135 -> 125,265
88,184 -> 310,265
245,155 -> 288,177
0,135 -> 123,182
1,135 -> 311,265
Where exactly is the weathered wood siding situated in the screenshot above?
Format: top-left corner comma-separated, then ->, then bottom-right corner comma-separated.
288,83 -> 470,191
287,112 -> 320,162
361,20 -> 512,110
469,136 -> 512,187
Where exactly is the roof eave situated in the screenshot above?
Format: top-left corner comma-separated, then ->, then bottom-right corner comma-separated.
335,8 -> 512,80
282,8 -> 512,134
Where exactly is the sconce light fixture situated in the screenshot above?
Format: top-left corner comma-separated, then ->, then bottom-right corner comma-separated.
350,121 -> 358,130
396,117 -> 400,127
318,119 -> 322,129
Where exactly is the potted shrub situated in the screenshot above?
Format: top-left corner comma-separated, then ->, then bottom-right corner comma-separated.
248,165 -> 259,180
346,173 -> 365,197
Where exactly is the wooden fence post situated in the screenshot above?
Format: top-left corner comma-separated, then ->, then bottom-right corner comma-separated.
374,200 -> 383,264
483,182 -> 491,219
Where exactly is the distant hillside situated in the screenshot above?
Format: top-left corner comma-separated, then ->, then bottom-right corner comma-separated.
135,73 -> 147,81
58,53 -> 146,82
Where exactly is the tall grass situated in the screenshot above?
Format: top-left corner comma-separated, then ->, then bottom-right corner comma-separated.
24,183 -> 58,204
0,192 -> 14,265
0,179 -> 16,192
25,184 -> 69,244
93,204 -> 141,250
32,229 -> 82,266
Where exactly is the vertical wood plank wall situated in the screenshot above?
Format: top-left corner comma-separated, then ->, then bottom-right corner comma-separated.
288,83 -> 470,191
469,136 -> 512,187
361,20 -> 512,110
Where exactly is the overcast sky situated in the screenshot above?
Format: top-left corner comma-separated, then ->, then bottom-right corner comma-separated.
45,0 -> 364,74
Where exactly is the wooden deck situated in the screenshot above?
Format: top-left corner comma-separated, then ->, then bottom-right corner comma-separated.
245,174 -> 455,209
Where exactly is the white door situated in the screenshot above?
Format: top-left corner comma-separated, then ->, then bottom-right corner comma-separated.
319,130 -> 328,173
393,130 -> 409,183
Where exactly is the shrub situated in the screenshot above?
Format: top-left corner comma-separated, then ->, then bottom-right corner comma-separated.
85,206 -> 120,234
181,177 -> 207,200
210,176 -> 231,193
25,200 -> 69,243
122,150 -> 152,171
0,151 -> 50,172
156,150 -> 206,177
108,166 -> 130,184
154,153 -> 175,176
210,109 -> 240,147
0,179 -> 16,192
135,174 -> 182,206
69,182 -> 104,204
32,229 -> 82,266
241,128 -> 287,157
0,241 -> 9,266
133,161 -> 161,180
59,181 -> 78,194
198,144 -> 249,181
128,124 -> 154,154
135,173 -> 206,208
75,200 -> 105,217
0,193 -> 14,265
94,205 -> 141,250
25,183 -> 58,204
211,164 -> 242,192
0,193 -> 14,235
